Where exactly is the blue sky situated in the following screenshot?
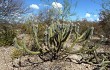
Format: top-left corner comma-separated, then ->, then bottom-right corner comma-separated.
24,0 -> 103,21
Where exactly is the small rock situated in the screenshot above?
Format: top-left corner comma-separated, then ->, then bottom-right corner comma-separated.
67,54 -> 82,63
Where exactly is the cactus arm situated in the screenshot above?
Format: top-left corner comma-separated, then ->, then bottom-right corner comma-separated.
78,27 -> 94,41
100,61 -> 110,70
50,26 -> 53,37
49,23 -> 55,37
22,38 -> 41,55
69,38 -> 78,51
14,38 -> 23,50
74,26 -> 80,38
53,38 -> 58,50
61,29 -> 71,42
68,27 -> 94,51
69,25 -> 80,50
33,25 -> 41,49
78,30 -> 88,40
62,27 -> 67,38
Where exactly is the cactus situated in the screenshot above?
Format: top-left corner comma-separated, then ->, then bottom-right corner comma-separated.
14,21 -> 110,70
68,25 -> 94,51
14,20 -> 94,60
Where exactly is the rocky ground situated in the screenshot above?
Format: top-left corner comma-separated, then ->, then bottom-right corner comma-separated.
0,46 -> 14,70
0,46 -> 96,70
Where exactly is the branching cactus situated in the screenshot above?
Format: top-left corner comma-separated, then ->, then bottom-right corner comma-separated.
68,24 -> 94,51
14,21 -> 94,60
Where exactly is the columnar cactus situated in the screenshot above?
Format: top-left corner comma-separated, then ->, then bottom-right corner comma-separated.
14,20 -> 94,60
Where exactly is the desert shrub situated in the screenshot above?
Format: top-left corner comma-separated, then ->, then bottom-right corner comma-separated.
18,21 -> 46,39
11,48 -> 24,59
0,23 -> 16,46
21,22 -> 47,41
20,23 -> 33,34
99,1 -> 110,38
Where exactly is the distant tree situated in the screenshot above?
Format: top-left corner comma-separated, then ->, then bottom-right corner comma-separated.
37,0 -> 77,25
99,0 -> 110,38
0,0 -> 27,23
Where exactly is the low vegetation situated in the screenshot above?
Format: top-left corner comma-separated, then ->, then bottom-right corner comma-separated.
0,23 -> 16,46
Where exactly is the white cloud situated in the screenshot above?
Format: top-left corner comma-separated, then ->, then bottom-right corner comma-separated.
94,15 -> 97,17
96,18 -> 100,21
30,4 -> 39,9
89,18 -> 94,21
52,2 -> 63,8
85,13 -> 91,17
18,17 -> 22,19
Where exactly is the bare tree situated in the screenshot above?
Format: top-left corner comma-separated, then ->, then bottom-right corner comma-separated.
0,0 -> 27,23
37,0 -> 77,25
99,0 -> 110,38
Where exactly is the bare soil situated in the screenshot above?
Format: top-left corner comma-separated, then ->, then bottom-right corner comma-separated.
0,46 -> 95,70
